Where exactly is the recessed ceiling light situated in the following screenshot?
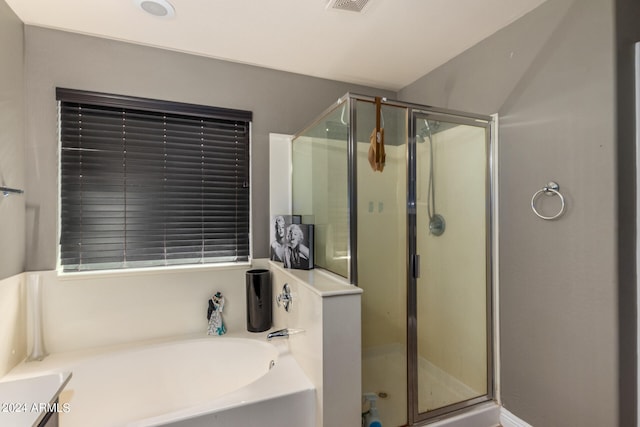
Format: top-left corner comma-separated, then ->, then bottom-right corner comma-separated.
134,0 -> 175,18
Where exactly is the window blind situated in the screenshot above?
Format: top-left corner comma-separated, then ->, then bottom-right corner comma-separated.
57,88 -> 252,272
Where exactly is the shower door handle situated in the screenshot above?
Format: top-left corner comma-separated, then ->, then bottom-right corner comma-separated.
412,254 -> 420,279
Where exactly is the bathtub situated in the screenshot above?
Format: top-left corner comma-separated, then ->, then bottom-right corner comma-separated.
2,334 -> 316,427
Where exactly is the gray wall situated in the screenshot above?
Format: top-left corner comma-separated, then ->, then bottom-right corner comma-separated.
0,1 -> 25,280
23,26 -> 394,271
399,0 -> 621,425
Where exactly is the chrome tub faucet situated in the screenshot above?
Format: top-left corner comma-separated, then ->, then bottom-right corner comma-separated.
266,328 -> 304,341
267,328 -> 289,340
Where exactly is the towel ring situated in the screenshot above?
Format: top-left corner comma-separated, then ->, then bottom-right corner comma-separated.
531,181 -> 565,220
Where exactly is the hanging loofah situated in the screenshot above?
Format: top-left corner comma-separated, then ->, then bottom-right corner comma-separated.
367,97 -> 385,172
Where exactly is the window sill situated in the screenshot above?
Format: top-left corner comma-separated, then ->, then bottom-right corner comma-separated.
55,261 -> 255,281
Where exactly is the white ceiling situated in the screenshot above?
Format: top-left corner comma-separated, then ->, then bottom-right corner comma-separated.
6,0 -> 547,91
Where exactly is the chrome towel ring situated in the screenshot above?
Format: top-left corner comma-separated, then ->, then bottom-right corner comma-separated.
531,181 -> 565,220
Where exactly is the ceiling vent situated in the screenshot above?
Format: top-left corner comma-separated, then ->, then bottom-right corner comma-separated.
326,0 -> 371,13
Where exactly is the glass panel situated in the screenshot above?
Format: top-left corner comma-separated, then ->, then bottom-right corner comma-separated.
358,100 -> 408,427
292,100 -> 350,277
414,115 -> 489,414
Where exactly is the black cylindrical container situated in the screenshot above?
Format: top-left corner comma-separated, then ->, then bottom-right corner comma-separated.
245,269 -> 272,332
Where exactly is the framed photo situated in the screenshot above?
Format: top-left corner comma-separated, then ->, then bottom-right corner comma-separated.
283,223 -> 314,270
270,215 -> 301,263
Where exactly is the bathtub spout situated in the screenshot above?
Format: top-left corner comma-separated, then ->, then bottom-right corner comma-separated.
266,328 -> 304,341
267,329 -> 289,341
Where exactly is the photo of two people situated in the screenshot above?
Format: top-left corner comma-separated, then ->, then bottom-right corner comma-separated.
270,215 -> 314,270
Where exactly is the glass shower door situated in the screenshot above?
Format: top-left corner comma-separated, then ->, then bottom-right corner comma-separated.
409,111 -> 493,422
358,99 -> 409,427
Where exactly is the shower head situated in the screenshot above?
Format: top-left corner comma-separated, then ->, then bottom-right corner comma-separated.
416,120 -> 431,143
416,130 -> 427,143
416,119 -> 441,143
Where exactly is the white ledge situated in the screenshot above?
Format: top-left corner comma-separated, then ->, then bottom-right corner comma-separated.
269,261 -> 362,297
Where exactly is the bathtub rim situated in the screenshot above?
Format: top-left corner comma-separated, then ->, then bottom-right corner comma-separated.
1,330 -> 288,380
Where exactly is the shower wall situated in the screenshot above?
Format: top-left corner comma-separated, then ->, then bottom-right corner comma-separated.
357,102 -> 407,351
416,124 -> 488,396
399,0 -> 620,425
358,142 -> 406,348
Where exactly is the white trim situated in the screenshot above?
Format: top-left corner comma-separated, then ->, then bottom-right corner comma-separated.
500,407 -> 534,427
269,133 -> 293,219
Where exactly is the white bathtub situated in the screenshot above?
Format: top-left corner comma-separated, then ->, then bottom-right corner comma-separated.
2,334 -> 316,427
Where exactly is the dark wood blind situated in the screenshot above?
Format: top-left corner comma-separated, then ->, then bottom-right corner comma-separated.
57,89 -> 251,272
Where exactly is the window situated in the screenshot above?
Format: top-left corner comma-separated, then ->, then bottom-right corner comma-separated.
57,88 -> 252,272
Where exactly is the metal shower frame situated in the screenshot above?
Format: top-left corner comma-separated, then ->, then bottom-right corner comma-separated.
293,92 -> 496,425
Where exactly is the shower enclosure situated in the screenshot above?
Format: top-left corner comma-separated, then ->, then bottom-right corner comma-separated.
292,94 -> 494,426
